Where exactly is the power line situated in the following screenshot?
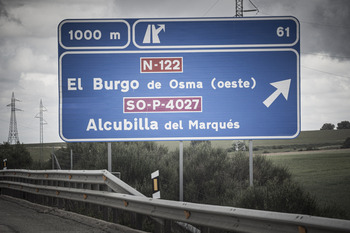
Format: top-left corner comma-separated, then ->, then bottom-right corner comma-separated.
302,52 -> 350,60
257,11 -> 350,30
302,65 -> 350,79
247,0 -> 259,14
301,20 -> 350,29
203,0 -> 221,16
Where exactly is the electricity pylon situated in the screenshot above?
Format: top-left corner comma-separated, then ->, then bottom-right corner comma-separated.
236,0 -> 259,17
7,92 -> 22,144
35,99 -> 47,162
35,99 -> 47,144
236,0 -> 243,17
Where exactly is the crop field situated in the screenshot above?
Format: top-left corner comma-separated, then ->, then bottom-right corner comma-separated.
159,129 -> 350,152
267,149 -> 350,216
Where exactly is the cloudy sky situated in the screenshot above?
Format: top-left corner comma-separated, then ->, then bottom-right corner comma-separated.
0,0 -> 349,143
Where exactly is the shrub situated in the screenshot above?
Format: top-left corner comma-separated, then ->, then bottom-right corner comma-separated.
342,137 -> 350,148
51,141 -> 348,219
236,180 -> 318,215
0,142 -> 33,169
51,141 -> 169,196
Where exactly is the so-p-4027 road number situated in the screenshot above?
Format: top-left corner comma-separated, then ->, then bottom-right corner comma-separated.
124,97 -> 202,113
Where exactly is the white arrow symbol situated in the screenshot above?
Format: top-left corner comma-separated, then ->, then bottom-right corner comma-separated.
151,24 -> 165,43
263,79 -> 291,108
143,24 -> 165,44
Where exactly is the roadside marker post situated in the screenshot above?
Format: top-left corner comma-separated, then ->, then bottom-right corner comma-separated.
151,170 -> 160,199
3,159 -> 7,170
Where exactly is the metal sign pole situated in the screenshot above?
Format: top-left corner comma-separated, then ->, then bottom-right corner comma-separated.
108,142 -> 112,172
179,140 -> 183,201
249,140 -> 253,187
52,147 -> 55,169
70,149 -> 73,170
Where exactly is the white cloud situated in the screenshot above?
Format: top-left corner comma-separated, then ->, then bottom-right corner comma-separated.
301,54 -> 350,130
8,47 -> 56,74
19,72 -> 57,93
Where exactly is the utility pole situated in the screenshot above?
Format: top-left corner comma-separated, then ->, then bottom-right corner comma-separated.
7,92 -> 22,145
35,99 -> 47,162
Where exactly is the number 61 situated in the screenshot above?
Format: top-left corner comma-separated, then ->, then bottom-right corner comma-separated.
276,27 -> 290,37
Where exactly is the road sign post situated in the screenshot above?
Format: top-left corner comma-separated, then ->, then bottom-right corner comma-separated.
58,17 -> 300,142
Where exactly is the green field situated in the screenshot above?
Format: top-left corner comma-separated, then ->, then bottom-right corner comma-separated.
268,149 -> 350,216
159,129 -> 350,152
159,130 -> 350,218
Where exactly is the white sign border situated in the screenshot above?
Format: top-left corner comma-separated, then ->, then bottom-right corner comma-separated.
58,19 -> 131,50
132,17 -> 299,49
59,48 -> 300,142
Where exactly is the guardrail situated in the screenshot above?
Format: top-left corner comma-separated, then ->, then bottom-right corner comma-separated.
1,169 -> 350,233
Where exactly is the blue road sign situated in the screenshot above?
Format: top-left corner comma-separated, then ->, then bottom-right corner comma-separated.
58,17 -> 300,142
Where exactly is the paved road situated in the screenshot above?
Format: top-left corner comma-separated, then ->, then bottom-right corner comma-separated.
0,195 -> 145,233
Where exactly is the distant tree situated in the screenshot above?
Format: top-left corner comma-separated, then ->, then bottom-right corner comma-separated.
320,123 -> 335,130
337,121 -> 350,130
190,140 -> 211,146
342,138 -> 350,148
